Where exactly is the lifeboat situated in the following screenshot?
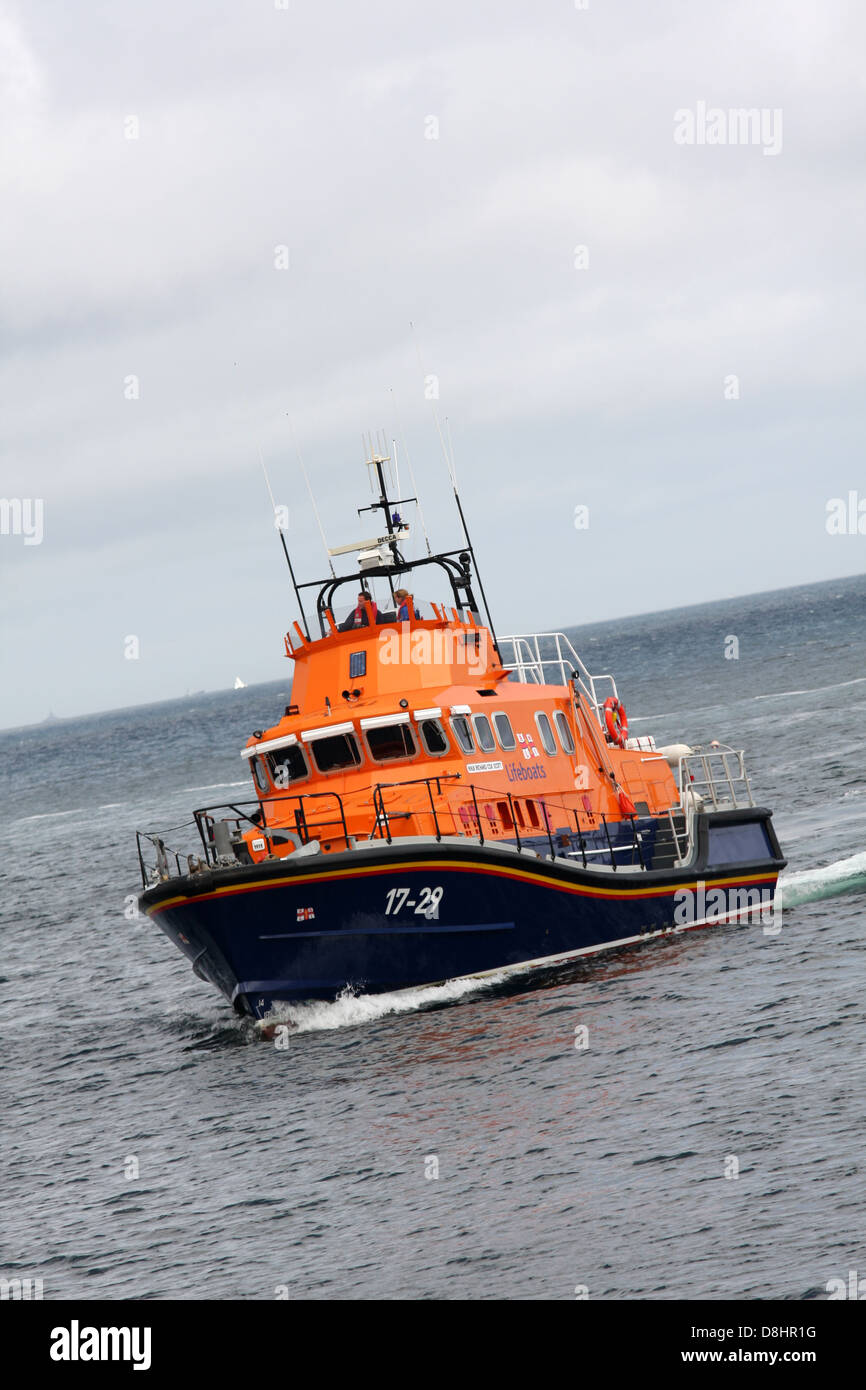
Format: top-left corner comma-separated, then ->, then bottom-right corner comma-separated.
136,442 -> 786,1021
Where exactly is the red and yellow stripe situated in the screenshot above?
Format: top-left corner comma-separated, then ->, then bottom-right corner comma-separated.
145,858 -> 778,917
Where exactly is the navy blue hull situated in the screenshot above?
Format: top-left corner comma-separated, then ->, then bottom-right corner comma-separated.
142,815 -> 785,1020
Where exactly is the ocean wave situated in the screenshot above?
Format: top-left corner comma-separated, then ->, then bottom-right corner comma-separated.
754,676 -> 866,701
175,781 -> 249,795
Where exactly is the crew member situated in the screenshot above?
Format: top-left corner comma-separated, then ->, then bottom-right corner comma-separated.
339,591 -> 378,630
393,588 -> 416,621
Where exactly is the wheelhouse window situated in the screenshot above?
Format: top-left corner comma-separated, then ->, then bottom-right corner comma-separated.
419,719 -> 449,756
493,712 -> 516,750
450,715 -> 475,754
472,713 -> 496,753
553,710 -> 575,754
310,733 -> 362,774
267,744 -> 310,788
365,723 -> 417,763
252,756 -> 270,793
535,711 -> 557,756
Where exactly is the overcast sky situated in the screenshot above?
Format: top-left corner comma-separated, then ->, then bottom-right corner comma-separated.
1,0 -> 864,728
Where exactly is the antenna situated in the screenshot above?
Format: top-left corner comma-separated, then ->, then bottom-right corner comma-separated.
389,386 -> 433,556
409,323 -> 500,652
410,321 -> 455,487
392,436 -> 402,499
259,447 -> 310,640
292,420 -> 335,578
445,416 -> 457,489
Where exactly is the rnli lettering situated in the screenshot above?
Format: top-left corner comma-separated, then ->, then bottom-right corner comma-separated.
505,761 -> 548,782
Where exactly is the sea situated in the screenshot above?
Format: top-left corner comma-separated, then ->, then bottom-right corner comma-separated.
2,573 -> 864,1301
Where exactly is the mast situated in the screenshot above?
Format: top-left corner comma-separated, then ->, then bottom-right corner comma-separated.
290,435 -> 501,648
357,447 -> 411,561
260,451 -> 311,641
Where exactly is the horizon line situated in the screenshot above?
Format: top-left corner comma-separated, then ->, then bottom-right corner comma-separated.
3,566 -> 863,735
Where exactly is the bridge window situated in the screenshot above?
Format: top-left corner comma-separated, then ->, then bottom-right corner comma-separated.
267,745 -> 310,787
707,821 -> 773,866
365,723 -> 417,763
492,712 -> 516,750
310,733 -> 362,774
553,710 -> 575,754
419,719 -> 449,756
535,711 -> 557,756
450,715 -> 475,754
251,757 -> 270,793
472,713 -> 496,752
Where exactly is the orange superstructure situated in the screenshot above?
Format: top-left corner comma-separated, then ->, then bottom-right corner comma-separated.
233,598 -> 680,865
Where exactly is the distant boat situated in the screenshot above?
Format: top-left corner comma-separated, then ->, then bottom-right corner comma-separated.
233,677 -> 247,690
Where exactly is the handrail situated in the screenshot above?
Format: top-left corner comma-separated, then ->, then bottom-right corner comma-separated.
499,631 -> 618,722
193,792 -> 351,865
666,807 -> 689,863
136,770 -> 683,886
136,827 -> 199,887
678,748 -> 754,813
372,774 -> 461,845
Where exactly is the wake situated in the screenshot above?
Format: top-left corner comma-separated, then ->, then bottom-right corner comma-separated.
779,850 -> 866,907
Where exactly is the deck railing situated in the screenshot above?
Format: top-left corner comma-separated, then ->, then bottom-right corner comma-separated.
136,774 -> 663,888
678,748 -> 754,813
498,631 -> 617,722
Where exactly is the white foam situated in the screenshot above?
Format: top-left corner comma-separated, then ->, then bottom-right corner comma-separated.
779,851 -> 866,907
261,971 -> 508,1036
754,676 -> 866,701
624,713 -> 682,724
176,780 -> 249,795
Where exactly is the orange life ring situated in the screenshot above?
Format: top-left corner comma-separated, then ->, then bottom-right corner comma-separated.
604,696 -> 628,748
